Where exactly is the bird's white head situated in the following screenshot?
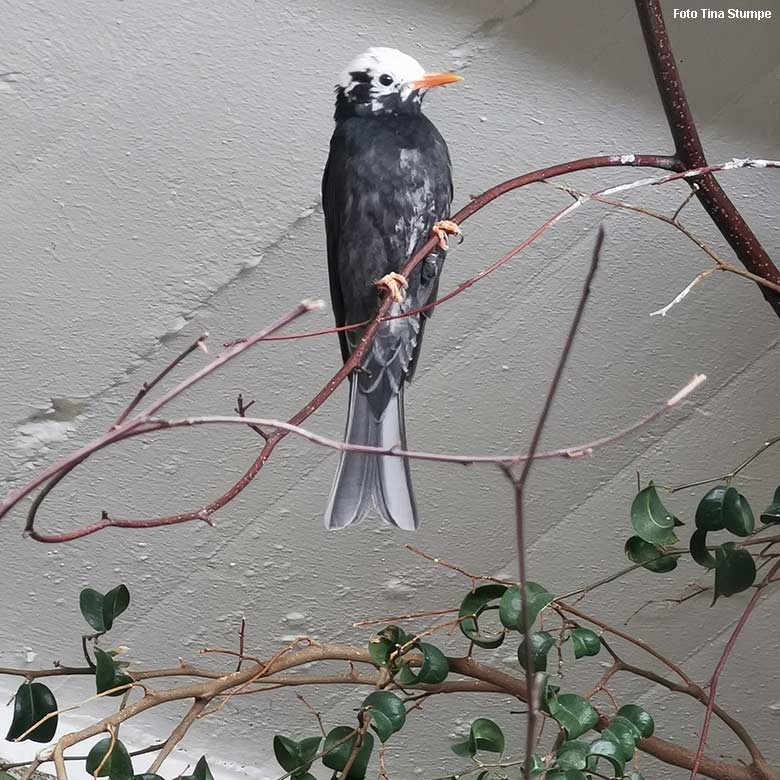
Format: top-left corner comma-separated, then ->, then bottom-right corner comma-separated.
335,47 -> 461,120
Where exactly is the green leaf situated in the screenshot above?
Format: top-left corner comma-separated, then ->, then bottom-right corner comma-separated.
689,528 -> 719,569
713,544 -> 756,603
631,485 -> 677,545
498,583 -> 554,631
616,705 -> 655,738
450,739 -> 475,758
94,648 -> 133,697
695,486 -> 729,531
537,674 -> 561,715
554,740 -> 589,770
362,691 -> 406,742
102,585 -> 131,632
517,631 -> 555,672
760,486 -> 780,524
274,736 -> 303,773
609,715 -> 641,743
569,628 -> 601,659
624,536 -> 678,573
588,737 -> 625,776
451,719 -> 504,757
394,642 -> 449,685
599,726 -> 635,762
366,709 -> 394,743
192,757 -> 213,780
80,588 -> 108,632
322,727 -> 373,780
723,489 -> 755,537
298,736 -> 323,764
133,775 -> 165,780
86,737 -> 134,780
6,681 -> 58,743
470,718 -> 504,753
368,625 -> 409,667
551,694 -> 598,740
458,584 -> 507,649
79,585 -> 130,633
273,735 -> 321,777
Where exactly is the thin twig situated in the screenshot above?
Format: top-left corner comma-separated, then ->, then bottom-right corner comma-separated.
510,227 -> 604,780
689,560 -> 780,780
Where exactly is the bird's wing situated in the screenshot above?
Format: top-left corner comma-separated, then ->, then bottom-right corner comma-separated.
405,119 -> 454,380
322,144 -> 350,364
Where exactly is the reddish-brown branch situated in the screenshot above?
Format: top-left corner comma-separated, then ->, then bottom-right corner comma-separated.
0,155 -> 721,543
689,560 -> 780,780
4,158 -> 776,542
634,0 -> 780,317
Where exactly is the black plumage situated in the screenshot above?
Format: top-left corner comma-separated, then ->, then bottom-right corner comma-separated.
322,47 -> 460,530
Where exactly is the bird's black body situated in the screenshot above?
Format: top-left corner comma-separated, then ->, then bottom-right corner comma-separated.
323,49 -> 455,530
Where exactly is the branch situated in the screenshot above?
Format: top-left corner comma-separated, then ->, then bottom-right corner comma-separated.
509,227 -> 604,780
689,560 -> 780,780
4,157 -> 775,541
39,370 -> 703,469
634,0 -> 780,317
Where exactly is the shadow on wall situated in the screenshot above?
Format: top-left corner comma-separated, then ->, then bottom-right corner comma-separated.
416,0 -> 780,144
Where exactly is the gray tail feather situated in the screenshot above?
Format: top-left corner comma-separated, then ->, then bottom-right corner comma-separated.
324,381 -> 418,531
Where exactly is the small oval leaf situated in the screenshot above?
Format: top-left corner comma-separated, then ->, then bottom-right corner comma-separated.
498,583 -> 553,632
723,490 -> 755,537
625,536 -> 678,573
551,694 -> 598,740
458,585 -> 507,649
86,737 -> 134,780
695,486 -> 729,531
6,682 -> 58,743
631,485 -> 677,545
517,631 -> 555,673
713,544 -> 756,603
94,648 -> 133,697
322,727 -> 373,780
570,628 -> 601,659
616,705 -> 655,738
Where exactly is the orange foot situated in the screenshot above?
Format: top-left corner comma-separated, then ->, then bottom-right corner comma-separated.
375,272 -> 408,303
432,220 -> 462,250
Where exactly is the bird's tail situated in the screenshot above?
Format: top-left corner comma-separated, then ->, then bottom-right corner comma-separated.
324,381 -> 418,531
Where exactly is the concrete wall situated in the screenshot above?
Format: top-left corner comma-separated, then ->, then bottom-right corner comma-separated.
1,1 -> 779,777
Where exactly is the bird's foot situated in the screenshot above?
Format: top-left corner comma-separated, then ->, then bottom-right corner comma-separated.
431,220 -> 462,250
375,272 -> 408,303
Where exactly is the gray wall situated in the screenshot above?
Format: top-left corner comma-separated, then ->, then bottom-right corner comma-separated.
2,1 -> 779,778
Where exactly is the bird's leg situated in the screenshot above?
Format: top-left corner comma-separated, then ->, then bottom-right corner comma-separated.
375,271 -> 408,303
431,220 -> 462,250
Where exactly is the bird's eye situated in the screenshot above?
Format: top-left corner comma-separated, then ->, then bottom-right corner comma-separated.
378,73 -> 394,86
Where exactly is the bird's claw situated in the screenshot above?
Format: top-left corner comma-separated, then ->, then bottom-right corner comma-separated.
431,220 -> 462,250
375,272 -> 408,303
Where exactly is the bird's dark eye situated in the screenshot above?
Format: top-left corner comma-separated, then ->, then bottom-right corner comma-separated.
378,73 -> 394,86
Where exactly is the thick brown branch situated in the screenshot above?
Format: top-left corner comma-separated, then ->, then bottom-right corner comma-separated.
635,0 -> 780,317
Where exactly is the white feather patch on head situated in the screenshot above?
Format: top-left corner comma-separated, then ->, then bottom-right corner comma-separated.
339,47 -> 426,98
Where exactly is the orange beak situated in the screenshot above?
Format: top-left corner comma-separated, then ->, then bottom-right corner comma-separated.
413,71 -> 463,90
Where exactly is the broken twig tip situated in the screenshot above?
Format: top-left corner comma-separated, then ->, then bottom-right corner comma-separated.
667,374 -> 707,406
302,298 -> 326,312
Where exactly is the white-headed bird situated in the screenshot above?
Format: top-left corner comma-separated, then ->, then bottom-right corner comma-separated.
322,47 -> 461,530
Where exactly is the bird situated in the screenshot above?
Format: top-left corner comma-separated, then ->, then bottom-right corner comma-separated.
322,47 -> 462,531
